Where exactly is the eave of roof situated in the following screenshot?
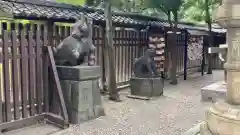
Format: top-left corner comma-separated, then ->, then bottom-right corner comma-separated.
0,0 -> 226,34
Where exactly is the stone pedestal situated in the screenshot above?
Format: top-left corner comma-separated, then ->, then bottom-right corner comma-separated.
57,65 -> 105,124
200,101 -> 240,135
201,81 -> 226,102
129,77 -> 164,98
200,0 -> 240,134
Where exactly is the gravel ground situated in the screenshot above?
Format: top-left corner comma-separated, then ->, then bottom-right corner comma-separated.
53,70 -> 223,135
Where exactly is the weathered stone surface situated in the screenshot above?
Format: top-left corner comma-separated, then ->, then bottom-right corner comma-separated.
202,101 -> 240,135
129,77 -> 163,98
200,122 -> 212,135
58,66 -> 104,124
201,1 -> 240,134
133,49 -> 158,78
201,81 -> 226,102
182,122 -> 202,135
57,65 -> 101,81
54,16 -> 95,66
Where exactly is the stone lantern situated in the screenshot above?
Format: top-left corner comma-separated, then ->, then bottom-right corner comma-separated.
200,0 -> 240,134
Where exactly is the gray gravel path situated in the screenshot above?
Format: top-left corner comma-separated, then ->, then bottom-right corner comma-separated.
53,70 -> 223,135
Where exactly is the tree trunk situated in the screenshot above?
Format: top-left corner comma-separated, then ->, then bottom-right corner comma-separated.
165,11 -> 172,79
170,11 -> 178,85
207,22 -> 213,74
104,0 -> 120,101
100,28 -> 107,94
205,0 -> 213,74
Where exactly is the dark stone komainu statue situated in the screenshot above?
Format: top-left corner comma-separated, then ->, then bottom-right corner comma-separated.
128,49 -> 164,99
53,16 -> 95,66
53,15 -> 104,124
133,49 -> 159,78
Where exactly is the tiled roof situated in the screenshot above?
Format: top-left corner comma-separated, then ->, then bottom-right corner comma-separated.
0,0 -> 226,34
0,0 -> 82,20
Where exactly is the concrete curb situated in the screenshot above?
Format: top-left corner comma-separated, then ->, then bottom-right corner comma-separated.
182,122 -> 202,135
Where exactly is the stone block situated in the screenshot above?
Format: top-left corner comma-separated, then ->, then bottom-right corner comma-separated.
57,65 -> 105,124
129,77 -> 164,98
57,65 -> 101,81
201,81 -> 226,102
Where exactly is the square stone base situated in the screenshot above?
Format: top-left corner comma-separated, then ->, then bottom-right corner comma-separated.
201,81 -> 226,102
57,66 -> 105,124
129,77 -> 164,98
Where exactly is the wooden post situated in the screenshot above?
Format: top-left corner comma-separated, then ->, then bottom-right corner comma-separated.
205,0 -> 213,74
183,32 -> 188,80
104,0 -> 120,101
101,27 -> 107,93
201,36 -> 205,76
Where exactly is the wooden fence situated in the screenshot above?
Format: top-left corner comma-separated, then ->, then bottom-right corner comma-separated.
0,21 -> 148,121
0,28 -> 48,123
0,21 -> 221,126
0,21 -> 71,132
92,26 -> 147,85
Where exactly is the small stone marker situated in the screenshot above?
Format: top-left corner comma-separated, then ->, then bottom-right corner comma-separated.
201,81 -> 226,102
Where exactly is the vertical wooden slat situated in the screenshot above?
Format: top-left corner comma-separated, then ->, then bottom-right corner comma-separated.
0,35 -> 2,123
70,26 -> 73,35
125,31 -> 129,81
129,31 -> 133,78
55,25 -> 60,46
114,30 -> 118,82
20,30 -> 28,118
36,30 -> 43,114
120,31 -> 123,82
0,66 -> 2,123
64,26 -> 68,38
101,27 -> 106,88
117,31 -> 121,82
118,44 -> 122,82
11,31 -> 20,120
43,31 -> 49,113
3,30 -> 12,122
122,30 -> 125,82
28,31 -> 35,116
17,23 -> 23,118
124,31 -> 128,82
66,26 -> 71,37
32,24 -> 38,113
60,26 -> 65,41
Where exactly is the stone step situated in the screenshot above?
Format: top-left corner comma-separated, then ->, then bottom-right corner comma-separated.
2,123 -> 61,135
182,122 -> 202,135
201,81 -> 226,102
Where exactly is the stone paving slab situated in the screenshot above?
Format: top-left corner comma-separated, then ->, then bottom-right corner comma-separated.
51,70 -> 223,135
201,81 -> 226,102
3,124 -> 61,135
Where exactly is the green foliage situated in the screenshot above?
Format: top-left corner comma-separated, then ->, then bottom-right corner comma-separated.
144,0 -> 183,27
179,0 -> 220,24
56,0 -> 86,6
104,0 -> 220,25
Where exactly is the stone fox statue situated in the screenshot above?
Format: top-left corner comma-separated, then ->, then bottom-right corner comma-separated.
133,49 -> 159,78
53,16 -> 95,66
